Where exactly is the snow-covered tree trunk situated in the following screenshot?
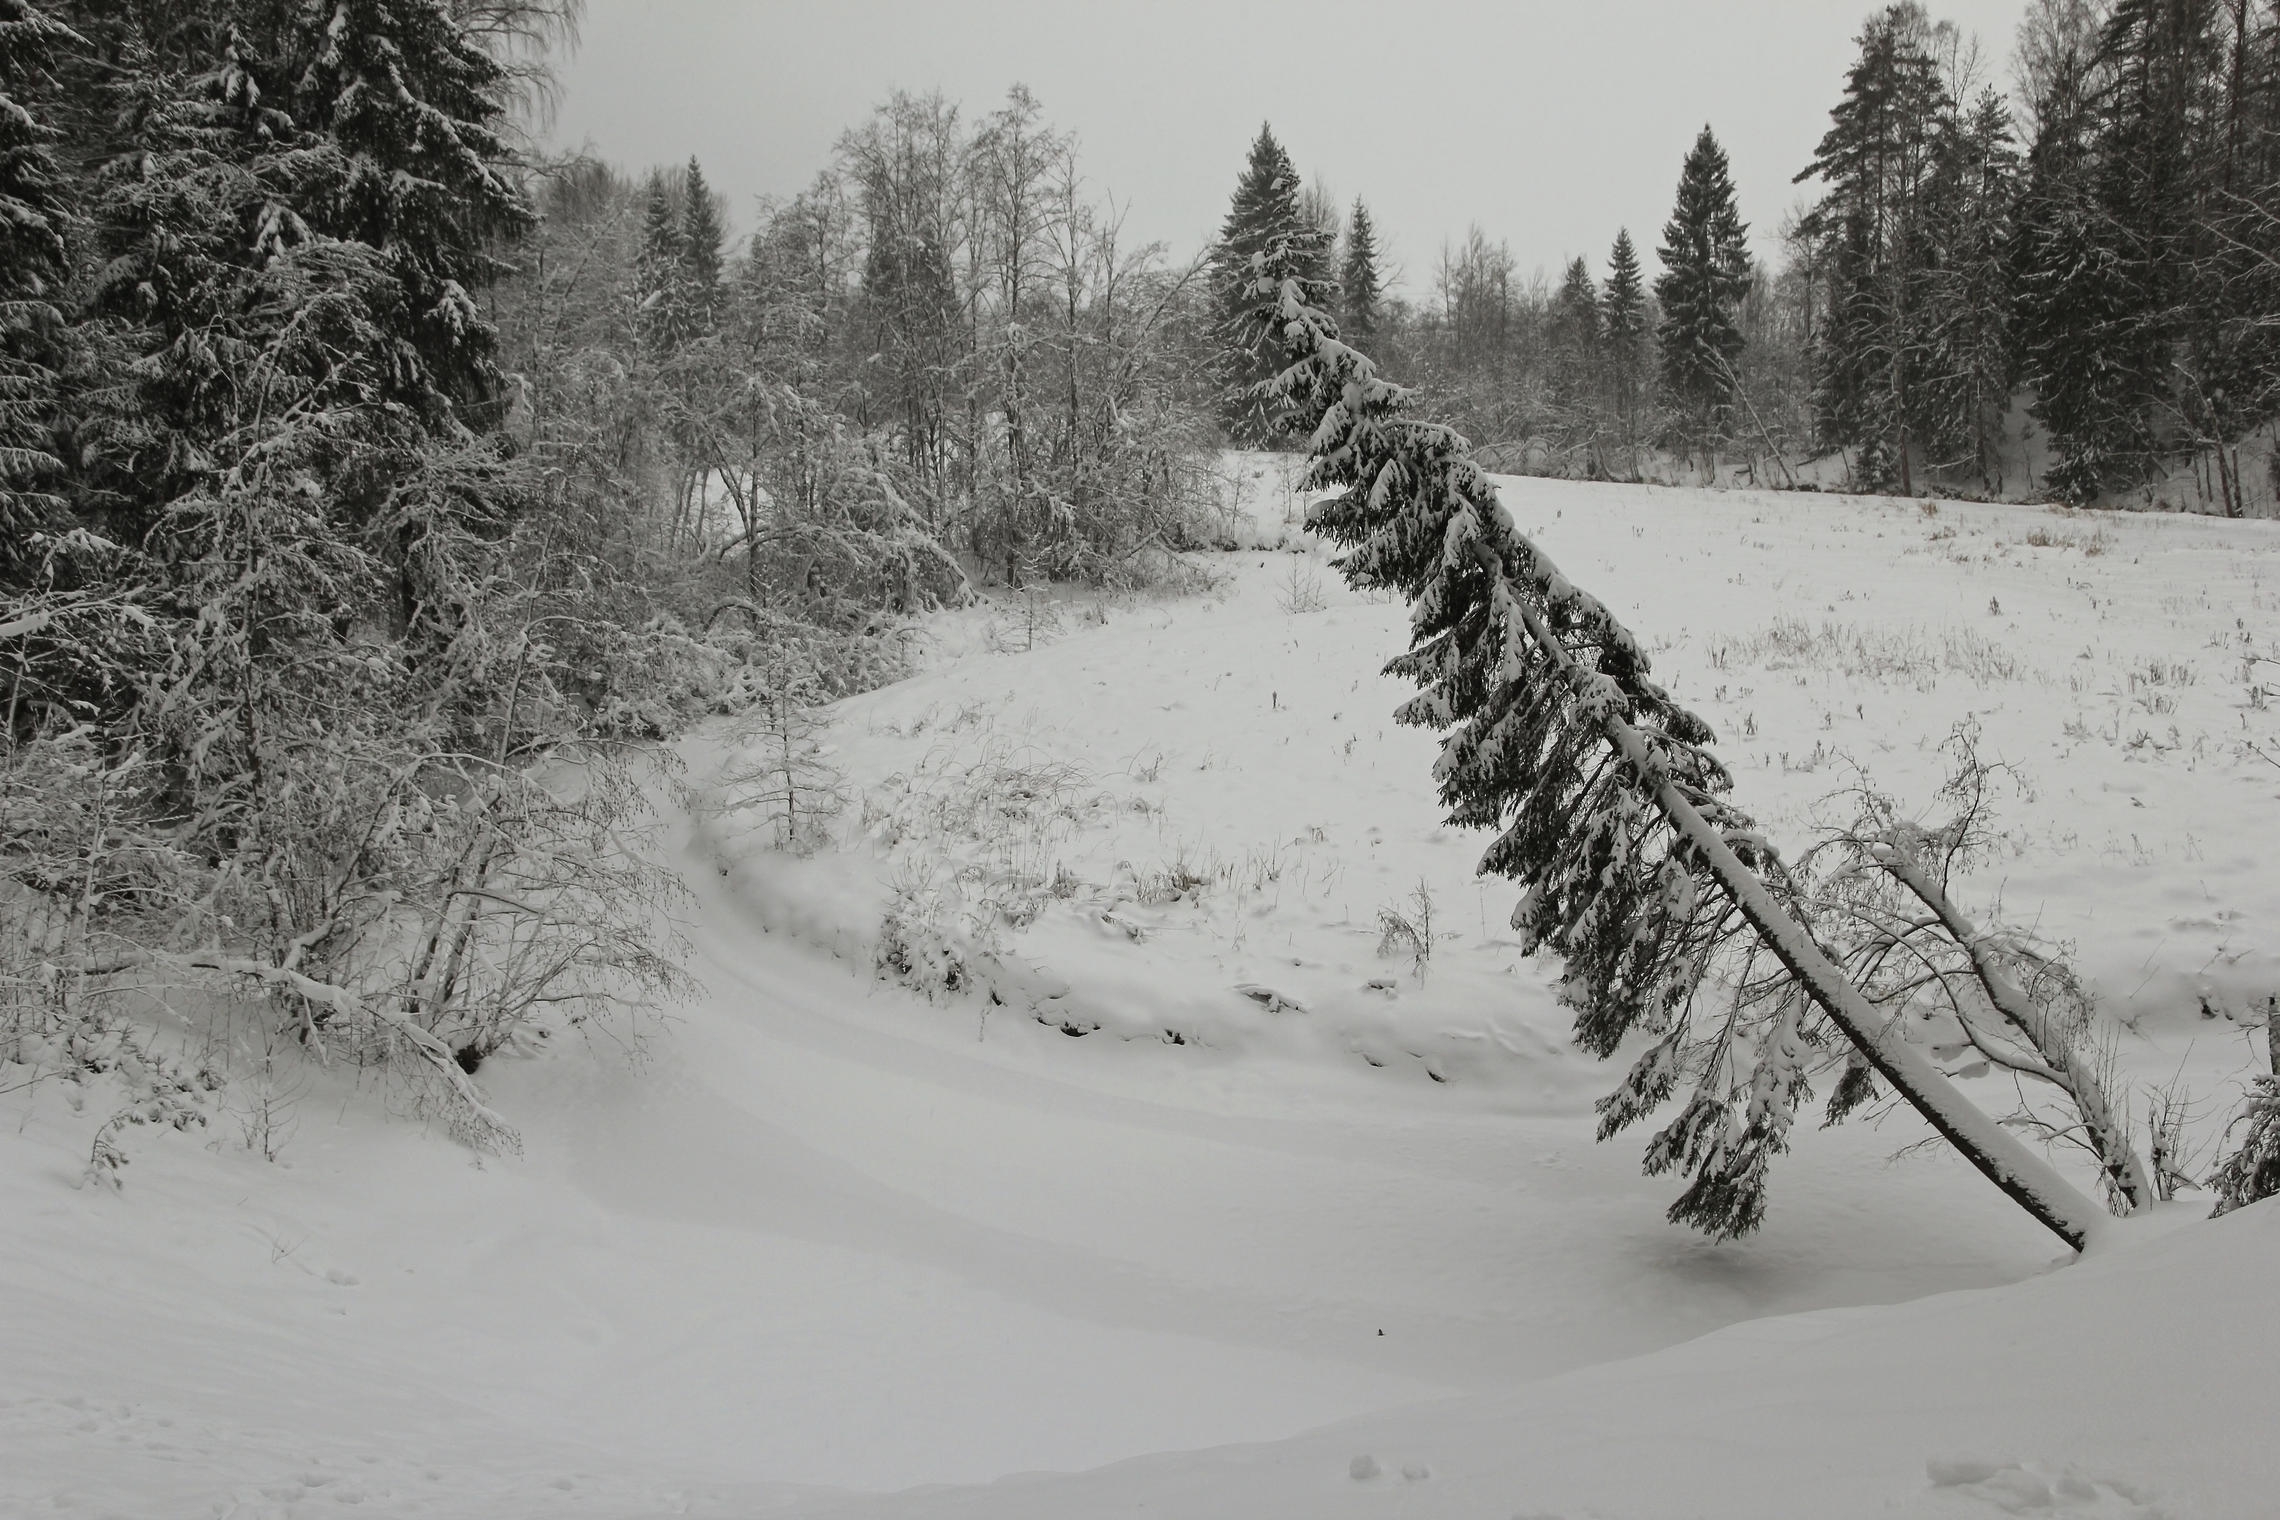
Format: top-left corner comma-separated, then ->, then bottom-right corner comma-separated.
1244,238 -> 2109,1252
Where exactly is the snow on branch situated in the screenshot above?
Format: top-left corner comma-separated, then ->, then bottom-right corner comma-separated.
1238,236 -> 2108,1251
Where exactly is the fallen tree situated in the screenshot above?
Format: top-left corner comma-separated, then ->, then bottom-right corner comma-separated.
1244,235 -> 2112,1252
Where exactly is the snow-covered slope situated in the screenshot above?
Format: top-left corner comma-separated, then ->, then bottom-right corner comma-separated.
787,1196 -> 2277,1520
5,466 -> 2276,1518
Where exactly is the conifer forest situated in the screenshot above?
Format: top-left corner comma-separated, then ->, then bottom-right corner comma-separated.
4,3 -> 2280,1517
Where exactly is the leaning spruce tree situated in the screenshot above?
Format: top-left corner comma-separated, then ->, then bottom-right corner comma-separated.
1237,230 -> 2108,1250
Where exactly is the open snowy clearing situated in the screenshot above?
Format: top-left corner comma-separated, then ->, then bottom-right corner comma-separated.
5,464 -> 2278,1518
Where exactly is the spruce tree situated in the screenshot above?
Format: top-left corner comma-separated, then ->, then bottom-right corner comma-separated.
1601,228 -> 1649,457
1655,126 -> 1753,453
1551,255 -> 1602,408
637,170 -> 690,351
2193,4 -> 2280,505
2016,175 -> 2136,501
72,19 -> 307,540
1794,5 -> 1951,492
0,0 -> 72,571
2095,0 -> 2222,466
1340,198 -> 1383,347
1240,244 -> 2106,1251
1210,123 -> 1319,443
2013,27 -> 2136,502
1919,89 -> 2021,490
681,155 -> 726,330
286,0 -> 533,421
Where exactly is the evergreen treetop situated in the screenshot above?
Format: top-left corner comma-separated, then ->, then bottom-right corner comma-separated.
1655,125 -> 1752,428
1341,198 -> 1383,346
681,155 -> 726,324
638,169 -> 691,350
1554,255 -> 1602,348
1216,123 -> 1303,275
1601,228 -> 1647,355
289,0 -> 533,419
1211,123 -> 1324,442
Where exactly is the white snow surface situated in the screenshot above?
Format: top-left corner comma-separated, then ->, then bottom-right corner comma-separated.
6,461 -> 2278,1518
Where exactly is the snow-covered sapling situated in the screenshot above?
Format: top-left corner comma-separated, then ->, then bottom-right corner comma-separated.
1276,554 -> 1329,615
719,681 -> 847,854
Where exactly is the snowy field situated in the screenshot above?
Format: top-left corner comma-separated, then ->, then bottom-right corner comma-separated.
5,461 -> 2278,1519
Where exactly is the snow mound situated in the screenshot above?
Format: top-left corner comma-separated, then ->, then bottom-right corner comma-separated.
787,1199 -> 2276,1519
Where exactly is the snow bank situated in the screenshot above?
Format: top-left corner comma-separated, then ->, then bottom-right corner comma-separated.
797,1197 -> 2272,1519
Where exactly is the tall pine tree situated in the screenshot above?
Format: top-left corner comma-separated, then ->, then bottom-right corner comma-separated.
681,155 -> 725,331
637,169 -> 691,351
288,0 -> 532,424
1919,89 -> 2021,490
1340,198 -> 1382,347
2098,0 -> 2223,471
1794,4 -> 1952,492
1656,126 -> 1753,458
1601,228 -> 1649,460
1210,123 -> 1321,443
1551,257 -> 1602,395
2014,13 -> 2136,502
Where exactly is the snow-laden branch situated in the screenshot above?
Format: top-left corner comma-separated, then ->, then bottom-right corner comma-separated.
71,947 -> 517,1152
1867,834 -> 2152,1213
1241,235 -> 2108,1251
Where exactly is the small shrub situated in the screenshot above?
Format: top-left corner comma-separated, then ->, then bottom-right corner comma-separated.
1376,881 -> 1437,981
1275,555 -> 1328,615
717,685 -> 846,854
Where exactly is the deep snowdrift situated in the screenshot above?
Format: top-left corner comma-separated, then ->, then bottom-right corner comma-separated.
784,1195 -> 2277,1520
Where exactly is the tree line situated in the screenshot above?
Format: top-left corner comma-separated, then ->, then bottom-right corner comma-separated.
1213,0 -> 2280,511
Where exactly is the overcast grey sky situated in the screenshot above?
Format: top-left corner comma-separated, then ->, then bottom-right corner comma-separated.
546,0 -> 2034,295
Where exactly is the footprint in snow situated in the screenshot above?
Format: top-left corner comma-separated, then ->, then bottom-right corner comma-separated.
1928,1456 -> 2164,1517
1347,1454 -> 1431,1484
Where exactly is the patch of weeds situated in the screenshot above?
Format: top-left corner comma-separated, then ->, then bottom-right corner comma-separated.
1376,880 -> 1437,982
1136,846 -> 1220,906
1704,618 -> 2022,691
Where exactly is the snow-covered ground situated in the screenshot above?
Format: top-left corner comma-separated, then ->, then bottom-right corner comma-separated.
6,462 -> 2278,1518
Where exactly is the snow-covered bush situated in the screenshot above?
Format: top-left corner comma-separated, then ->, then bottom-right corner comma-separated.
1,0 -> 950,1178
2211,1077 -> 2280,1215
875,867 -> 984,1003
1804,735 -> 2153,1214
2210,1002 -> 2280,1215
